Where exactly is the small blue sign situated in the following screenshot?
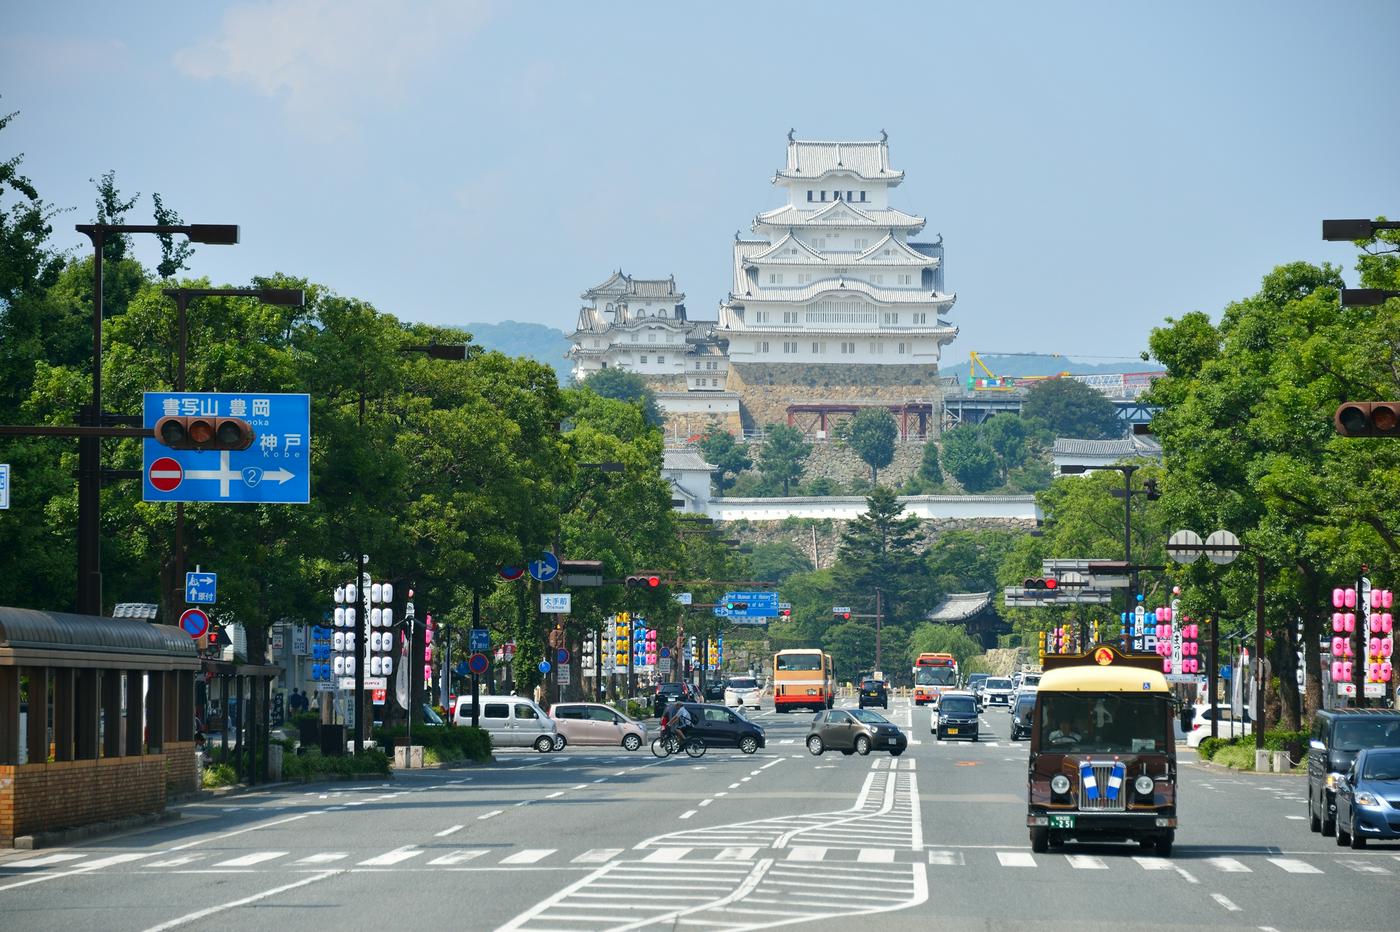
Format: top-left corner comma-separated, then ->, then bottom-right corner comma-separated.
185,571 -> 217,605
0,462 -> 10,510
454,660 -> 470,677
469,628 -> 490,652
142,392 -> 311,504
468,653 -> 490,676
538,660 -> 552,674
715,590 -> 779,619
528,552 -> 559,582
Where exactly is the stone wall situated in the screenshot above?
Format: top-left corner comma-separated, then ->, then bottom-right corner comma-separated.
727,362 -> 944,433
799,439 -> 925,487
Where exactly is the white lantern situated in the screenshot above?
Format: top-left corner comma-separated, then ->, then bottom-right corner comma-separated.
346,583 -> 358,603
344,657 -> 355,676
371,583 -> 383,604
382,583 -> 394,603
334,607 -> 346,627
333,632 -> 345,651
345,607 -> 356,627
369,656 -> 380,676
333,656 -> 345,676
382,607 -> 393,626
334,586 -> 346,604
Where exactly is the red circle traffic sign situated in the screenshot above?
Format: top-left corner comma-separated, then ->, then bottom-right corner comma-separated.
149,457 -> 184,492
179,607 -> 210,639
467,652 -> 490,675
499,565 -> 525,581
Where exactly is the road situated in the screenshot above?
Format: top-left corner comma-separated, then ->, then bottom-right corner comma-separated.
2,698 -> 1397,931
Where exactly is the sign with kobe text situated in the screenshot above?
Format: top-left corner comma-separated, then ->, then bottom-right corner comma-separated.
142,392 -> 310,504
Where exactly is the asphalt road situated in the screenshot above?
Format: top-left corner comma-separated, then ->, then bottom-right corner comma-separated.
2,698 -> 1397,931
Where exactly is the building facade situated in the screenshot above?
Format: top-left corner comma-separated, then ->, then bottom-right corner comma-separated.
566,272 -> 713,385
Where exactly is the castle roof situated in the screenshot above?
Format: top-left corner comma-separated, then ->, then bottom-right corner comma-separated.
775,136 -> 904,184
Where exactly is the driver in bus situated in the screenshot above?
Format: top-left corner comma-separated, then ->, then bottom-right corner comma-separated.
1048,717 -> 1084,745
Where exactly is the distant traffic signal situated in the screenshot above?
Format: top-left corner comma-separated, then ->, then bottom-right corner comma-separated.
1334,402 -> 1400,438
834,609 -> 851,620
1023,577 -> 1058,591
626,574 -> 662,589
154,415 -> 254,451
1142,478 -> 1160,501
779,607 -> 792,617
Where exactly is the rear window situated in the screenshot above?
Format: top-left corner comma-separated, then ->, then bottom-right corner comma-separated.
554,705 -> 585,719
483,703 -> 509,719
728,678 -> 758,689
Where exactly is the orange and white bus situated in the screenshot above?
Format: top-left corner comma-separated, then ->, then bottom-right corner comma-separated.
772,648 -> 834,712
913,652 -> 959,706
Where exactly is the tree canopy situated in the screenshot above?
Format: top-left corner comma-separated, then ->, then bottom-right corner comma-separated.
843,407 -> 898,482
1021,377 -> 1123,440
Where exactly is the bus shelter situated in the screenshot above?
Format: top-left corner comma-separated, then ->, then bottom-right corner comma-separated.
0,606 -> 200,847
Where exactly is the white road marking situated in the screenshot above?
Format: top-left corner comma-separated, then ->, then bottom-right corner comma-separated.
858,848 -> 895,863
435,825 -> 464,837
717,847 -> 761,861
500,849 -> 555,865
477,809 -> 503,820
3,853 -> 86,868
1284,815 -> 1306,820
213,851 -> 286,868
148,855 -> 206,868
643,848 -> 691,863
1066,855 -> 1107,870
296,853 -> 348,864
1176,867 -> 1200,884
787,846 -> 827,861
572,849 -> 623,864
1212,893 -> 1241,912
358,847 -> 422,866
1132,856 -> 1174,870
139,870 -> 340,932
927,850 -> 965,866
1336,859 -> 1391,874
1208,857 -> 1251,873
1268,858 -> 1322,874
679,810 -> 697,820
699,799 -> 714,807
996,851 -> 1036,867
544,791 -> 564,799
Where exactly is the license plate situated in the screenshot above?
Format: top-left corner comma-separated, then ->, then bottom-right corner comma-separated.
946,727 -> 958,734
1049,814 -> 1075,829
886,737 -> 897,745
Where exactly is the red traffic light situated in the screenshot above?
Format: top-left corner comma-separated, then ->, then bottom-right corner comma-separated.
154,415 -> 254,451
625,574 -> 664,589
1335,401 -> 1400,437
779,608 -> 791,617
1023,577 -> 1058,591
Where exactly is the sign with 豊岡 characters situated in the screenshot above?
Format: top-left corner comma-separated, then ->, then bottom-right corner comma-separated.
142,392 -> 310,504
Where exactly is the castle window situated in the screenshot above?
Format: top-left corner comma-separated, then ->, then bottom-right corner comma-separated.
768,273 -> 783,284
640,355 -> 648,364
847,191 -> 854,201
812,341 -> 826,354
860,191 -> 868,202
783,310 -> 800,323
695,361 -> 701,370
757,341 -> 770,353
648,332 -> 656,342
898,342 -> 909,354
656,355 -> 665,364
834,190 -> 842,200
783,341 -> 798,354
840,342 -> 855,355
869,342 -> 883,355
883,312 -> 898,325
755,311 -> 769,323
807,190 -> 814,202
912,312 -> 928,325
630,333 -> 638,342
899,273 -> 913,285
820,191 -> 828,202
711,378 -> 719,387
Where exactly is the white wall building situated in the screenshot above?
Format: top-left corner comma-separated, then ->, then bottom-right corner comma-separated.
716,132 -> 958,366
567,272 -> 715,383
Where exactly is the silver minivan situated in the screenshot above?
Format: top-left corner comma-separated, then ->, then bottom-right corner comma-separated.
453,695 -> 557,752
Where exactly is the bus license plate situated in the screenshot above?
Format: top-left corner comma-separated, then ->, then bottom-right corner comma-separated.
1049,814 -> 1075,829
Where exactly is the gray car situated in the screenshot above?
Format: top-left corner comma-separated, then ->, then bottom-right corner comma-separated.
807,708 -> 907,757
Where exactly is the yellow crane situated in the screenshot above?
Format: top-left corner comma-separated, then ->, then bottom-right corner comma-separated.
966,351 -> 1064,391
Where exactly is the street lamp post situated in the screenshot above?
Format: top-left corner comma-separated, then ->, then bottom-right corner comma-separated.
73,222 -> 239,615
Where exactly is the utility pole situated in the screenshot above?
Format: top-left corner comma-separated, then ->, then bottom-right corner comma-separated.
875,588 -> 884,673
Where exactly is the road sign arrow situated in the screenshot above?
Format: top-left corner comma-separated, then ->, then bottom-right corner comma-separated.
264,467 -> 296,484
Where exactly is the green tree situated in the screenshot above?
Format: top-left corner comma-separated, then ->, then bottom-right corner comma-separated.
698,425 -> 752,495
940,426 -> 998,492
843,407 -> 898,483
926,529 -> 1019,594
835,487 -> 929,629
756,423 -> 811,495
917,438 -> 943,485
1021,378 -> 1123,439
582,367 -> 661,426
908,622 -> 984,668
749,541 -> 812,583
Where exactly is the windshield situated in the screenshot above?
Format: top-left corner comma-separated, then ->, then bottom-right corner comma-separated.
987,678 -> 1011,690
776,654 -> 822,672
850,709 -> 890,725
728,678 -> 758,689
1334,718 -> 1400,751
915,667 -> 957,686
1016,697 -> 1036,713
1362,750 -> 1400,780
1022,675 -> 1041,687
1038,693 -> 1169,754
940,697 -> 976,714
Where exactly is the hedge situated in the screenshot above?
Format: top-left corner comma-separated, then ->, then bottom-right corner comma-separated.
371,725 -> 492,764
283,749 -> 391,781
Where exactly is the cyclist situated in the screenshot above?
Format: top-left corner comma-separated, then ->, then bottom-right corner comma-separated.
661,700 -> 693,750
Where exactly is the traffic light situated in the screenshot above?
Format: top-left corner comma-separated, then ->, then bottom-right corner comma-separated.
834,609 -> 851,620
1143,478 -> 1160,501
153,415 -> 255,451
1334,402 -> 1400,437
1023,577 -> 1058,591
726,601 -> 748,612
626,574 -> 662,589
779,607 -> 792,617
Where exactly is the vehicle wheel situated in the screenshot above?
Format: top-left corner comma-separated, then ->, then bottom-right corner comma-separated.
1047,831 -> 1064,850
651,737 -> 672,758
739,735 -> 759,755
970,734 -> 978,742
1153,831 -> 1174,858
1308,796 -> 1321,833
553,734 -> 567,751
1336,822 -> 1351,846
1030,827 -> 1049,853
685,739 -> 706,758
807,735 -> 824,756
891,748 -> 904,757
855,735 -> 872,756
1350,828 -> 1366,849
622,734 -> 641,752
534,735 -> 554,753
841,749 -> 854,756
1321,803 -> 1336,837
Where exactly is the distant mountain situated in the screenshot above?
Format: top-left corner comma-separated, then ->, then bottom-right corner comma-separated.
465,320 -> 573,382
976,354 -> 1163,378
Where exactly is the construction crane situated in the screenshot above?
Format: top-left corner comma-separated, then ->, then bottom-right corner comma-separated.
966,351 -> 1145,392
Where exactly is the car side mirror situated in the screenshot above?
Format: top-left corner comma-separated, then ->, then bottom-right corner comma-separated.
1308,739 -> 1325,751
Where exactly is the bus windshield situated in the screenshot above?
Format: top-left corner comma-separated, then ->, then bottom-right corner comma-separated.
1038,693 -> 1168,755
915,667 -> 957,686
776,654 -> 822,672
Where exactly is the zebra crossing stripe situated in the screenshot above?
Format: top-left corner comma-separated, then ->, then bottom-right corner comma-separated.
500,849 -> 555,865
716,847 -> 760,861
358,848 -> 422,866
927,850 -> 965,866
996,851 -> 1036,867
643,848 -> 690,863
1207,857 -> 1251,873
572,849 -> 623,864
1267,858 -> 1322,874
214,852 -> 287,868
786,847 -> 827,861
428,849 -> 489,866
1065,855 -> 1107,870
296,853 -> 348,864
6,853 -> 85,868
857,848 -> 896,863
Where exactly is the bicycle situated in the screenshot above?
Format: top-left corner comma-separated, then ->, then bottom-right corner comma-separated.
650,729 -> 706,759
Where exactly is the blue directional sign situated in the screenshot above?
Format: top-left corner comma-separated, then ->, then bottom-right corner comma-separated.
528,552 -> 559,583
142,392 -> 311,504
469,628 -> 491,652
185,571 -> 217,605
714,590 -> 779,620
0,463 -> 9,510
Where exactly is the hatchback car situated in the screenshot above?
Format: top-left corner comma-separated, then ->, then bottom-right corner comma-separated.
933,691 -> 980,741
702,681 -> 726,702
680,702 -> 765,754
807,708 -> 907,757
858,678 -> 889,710
550,702 -> 647,750
1335,747 -> 1400,847
966,673 -> 990,702
1183,705 -> 1254,748
724,676 -> 762,709
451,695 -> 556,752
653,682 -> 697,718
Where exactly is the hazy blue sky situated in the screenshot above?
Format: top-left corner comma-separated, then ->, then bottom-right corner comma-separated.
5,1 -> 1398,366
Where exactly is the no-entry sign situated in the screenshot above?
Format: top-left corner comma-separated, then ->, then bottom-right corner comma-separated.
149,457 -> 183,493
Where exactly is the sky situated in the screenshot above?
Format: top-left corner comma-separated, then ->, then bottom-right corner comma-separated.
4,1 -> 1399,367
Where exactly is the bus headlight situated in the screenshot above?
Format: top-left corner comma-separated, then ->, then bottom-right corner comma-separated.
1134,775 -> 1155,795
1050,774 -> 1071,795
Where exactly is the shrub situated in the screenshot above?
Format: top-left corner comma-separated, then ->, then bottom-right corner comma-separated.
1197,737 -> 1224,760
202,763 -> 237,788
282,749 -> 390,781
289,712 -> 320,743
371,725 -> 492,764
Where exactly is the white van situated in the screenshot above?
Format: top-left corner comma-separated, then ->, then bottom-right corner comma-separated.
453,695 -> 556,752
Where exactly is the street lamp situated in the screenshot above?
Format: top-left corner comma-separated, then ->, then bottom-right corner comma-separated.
72,222 -> 240,616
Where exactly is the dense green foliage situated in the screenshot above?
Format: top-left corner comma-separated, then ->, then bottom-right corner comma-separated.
1020,378 -> 1123,440
580,367 -> 661,426
842,407 -> 898,482
698,425 -> 752,495
372,725 -> 491,763
756,423 -> 811,495
282,750 -> 391,780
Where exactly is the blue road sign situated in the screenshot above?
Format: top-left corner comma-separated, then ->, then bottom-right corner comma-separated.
468,653 -> 490,676
185,571 -> 217,605
538,659 -> 552,674
142,392 -> 311,504
715,590 -> 779,619
469,628 -> 490,652
454,660 -> 470,677
0,463 -> 9,510
178,607 -> 210,639
528,552 -> 559,582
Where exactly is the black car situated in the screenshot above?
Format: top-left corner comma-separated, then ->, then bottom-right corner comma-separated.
1009,693 -> 1035,740
1307,708 -> 1400,836
966,673 -> 990,701
702,681 -> 726,702
653,682 -> 696,718
933,691 -> 979,741
858,678 -> 889,709
680,702 -> 765,754
807,708 -> 907,757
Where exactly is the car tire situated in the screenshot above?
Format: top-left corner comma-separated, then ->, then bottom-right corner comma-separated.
1153,831 -> 1174,858
841,749 -> 854,756
807,735 -> 824,756
553,734 -> 567,751
1030,827 -> 1049,853
622,734 -> 641,752
1308,796 -> 1321,833
855,735 -> 872,756
1321,798 -> 1336,837
1336,822 -> 1351,846
891,749 -> 904,757
739,735 -> 759,755
1350,827 -> 1366,849
534,735 -> 554,753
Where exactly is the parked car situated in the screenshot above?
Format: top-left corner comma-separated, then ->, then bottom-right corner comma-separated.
1183,705 -> 1254,748
1308,708 -> 1400,836
679,703 -> 765,754
653,682 -> 697,718
724,676 -> 762,709
1335,747 -> 1400,847
932,691 -> 980,741
858,678 -> 889,710
982,677 -> 1014,707
807,708 -> 906,757
1010,693 -> 1036,741
452,695 -> 556,752
550,702 -> 647,750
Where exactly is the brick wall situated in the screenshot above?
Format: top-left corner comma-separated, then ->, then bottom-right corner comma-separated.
0,752 -> 176,847
164,741 -> 198,795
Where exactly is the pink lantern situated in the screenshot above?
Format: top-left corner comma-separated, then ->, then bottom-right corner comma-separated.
1162,659 -> 1171,673
1370,637 -> 1383,657
1373,589 -> 1384,610
1382,662 -> 1394,682
1345,588 -> 1358,608
1383,613 -> 1394,633
1383,589 -> 1394,609
1369,662 -> 1382,681
1164,606 -> 1174,622
1342,661 -> 1354,680
1333,588 -> 1346,608
1344,613 -> 1356,632
1332,612 -> 1344,632
1382,639 -> 1394,658
1332,636 -> 1347,656
1332,660 -> 1346,681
